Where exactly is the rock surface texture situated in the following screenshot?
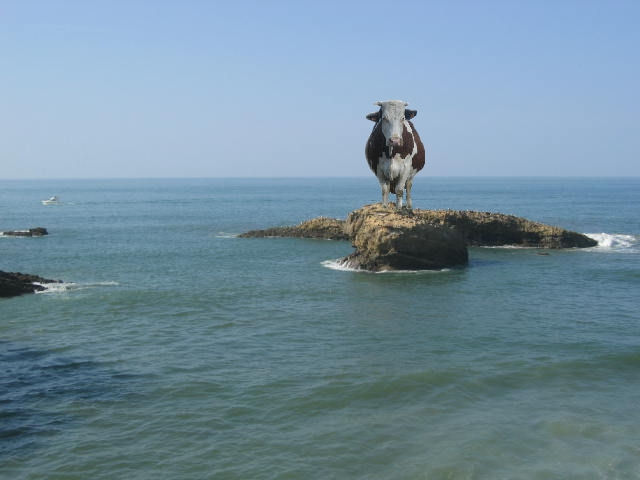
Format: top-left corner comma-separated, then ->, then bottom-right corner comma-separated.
240,204 -> 598,271
239,217 -> 348,240
413,209 -> 597,248
341,204 -> 468,271
0,271 -> 60,298
1,227 -> 48,237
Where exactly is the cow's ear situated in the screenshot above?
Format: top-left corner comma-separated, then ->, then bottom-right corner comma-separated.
366,111 -> 381,122
405,109 -> 417,120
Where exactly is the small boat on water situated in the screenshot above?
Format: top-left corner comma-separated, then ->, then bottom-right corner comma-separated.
41,196 -> 60,205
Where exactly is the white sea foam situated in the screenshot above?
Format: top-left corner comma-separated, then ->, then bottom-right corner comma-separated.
585,233 -> 638,252
479,245 -> 535,249
478,234 -> 639,253
321,259 -> 450,274
34,281 -> 120,294
321,259 -> 362,272
0,231 -> 28,238
215,232 -> 238,238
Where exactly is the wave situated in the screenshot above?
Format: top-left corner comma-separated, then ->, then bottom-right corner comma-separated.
215,232 -> 238,238
468,233 -> 637,253
34,281 -> 119,294
585,233 -> 639,253
321,259 -> 450,274
321,259 -> 362,272
0,232 -> 28,238
479,245 -> 536,249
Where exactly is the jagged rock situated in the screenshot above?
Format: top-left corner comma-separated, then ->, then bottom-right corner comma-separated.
341,204 -> 468,271
0,271 -> 60,298
239,217 -> 348,240
1,227 -> 48,237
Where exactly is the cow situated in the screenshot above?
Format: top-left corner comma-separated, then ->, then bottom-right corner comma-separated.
365,100 -> 426,209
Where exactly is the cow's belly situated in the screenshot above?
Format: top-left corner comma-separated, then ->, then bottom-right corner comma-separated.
377,154 -> 415,192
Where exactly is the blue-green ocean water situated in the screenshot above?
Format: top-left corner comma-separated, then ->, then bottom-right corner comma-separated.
1,177 -> 639,479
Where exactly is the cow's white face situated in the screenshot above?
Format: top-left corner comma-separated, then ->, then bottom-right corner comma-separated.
369,100 -> 408,147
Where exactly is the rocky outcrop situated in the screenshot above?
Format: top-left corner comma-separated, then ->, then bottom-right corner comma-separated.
0,271 -> 60,298
240,206 -> 596,248
410,209 -> 597,248
341,204 -> 468,271
239,217 -> 348,240
1,227 -> 48,237
239,203 -> 598,271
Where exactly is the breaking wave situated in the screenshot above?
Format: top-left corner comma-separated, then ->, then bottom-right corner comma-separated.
34,281 -> 120,294
321,259 -> 450,274
585,233 -> 639,253
479,245 -> 535,249
321,259 -> 362,272
0,232 -> 28,238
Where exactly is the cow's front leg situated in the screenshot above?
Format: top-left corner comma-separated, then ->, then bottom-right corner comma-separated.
381,183 -> 390,206
406,178 -> 413,210
396,190 -> 403,209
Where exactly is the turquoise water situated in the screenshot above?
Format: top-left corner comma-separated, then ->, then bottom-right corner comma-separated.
1,177 -> 639,479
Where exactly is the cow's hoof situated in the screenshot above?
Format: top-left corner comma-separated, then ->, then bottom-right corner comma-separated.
400,206 -> 414,215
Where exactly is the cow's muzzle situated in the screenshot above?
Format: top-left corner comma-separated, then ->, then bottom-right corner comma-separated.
388,136 -> 403,147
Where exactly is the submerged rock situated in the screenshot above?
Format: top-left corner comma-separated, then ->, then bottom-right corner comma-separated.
1,227 -> 48,237
239,217 -> 348,240
0,271 -> 61,298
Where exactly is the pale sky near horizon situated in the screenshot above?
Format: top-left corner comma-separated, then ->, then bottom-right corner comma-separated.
1,0 -> 639,179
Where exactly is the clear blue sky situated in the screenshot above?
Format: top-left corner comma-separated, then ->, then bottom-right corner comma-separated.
1,0 -> 638,178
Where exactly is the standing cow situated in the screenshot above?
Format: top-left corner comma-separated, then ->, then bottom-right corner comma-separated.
365,100 -> 426,209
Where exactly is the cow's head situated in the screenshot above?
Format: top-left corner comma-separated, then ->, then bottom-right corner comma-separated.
366,100 -> 417,147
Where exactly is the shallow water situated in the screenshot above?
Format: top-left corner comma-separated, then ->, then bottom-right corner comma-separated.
1,177 -> 639,479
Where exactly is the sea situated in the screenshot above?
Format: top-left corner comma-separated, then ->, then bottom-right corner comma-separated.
1,177 -> 639,479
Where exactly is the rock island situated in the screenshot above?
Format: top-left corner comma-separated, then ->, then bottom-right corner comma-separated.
240,204 -> 597,272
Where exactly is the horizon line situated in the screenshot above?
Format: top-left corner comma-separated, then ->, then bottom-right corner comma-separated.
1,175 -> 639,181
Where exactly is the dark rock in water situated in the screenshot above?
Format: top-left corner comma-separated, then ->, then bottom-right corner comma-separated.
0,271 -> 61,298
341,204 -> 468,271
411,210 -> 597,248
2,227 -> 49,237
29,227 -> 48,236
239,217 -> 348,240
